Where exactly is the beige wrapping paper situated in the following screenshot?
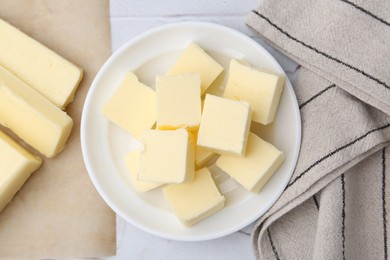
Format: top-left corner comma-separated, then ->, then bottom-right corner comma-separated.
0,0 -> 116,259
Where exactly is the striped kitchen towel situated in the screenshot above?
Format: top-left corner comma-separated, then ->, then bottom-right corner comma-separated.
247,1 -> 390,259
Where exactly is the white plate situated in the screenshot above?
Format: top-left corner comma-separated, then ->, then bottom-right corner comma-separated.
81,22 -> 301,241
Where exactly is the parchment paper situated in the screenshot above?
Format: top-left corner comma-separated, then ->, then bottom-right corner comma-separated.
0,1 -> 116,259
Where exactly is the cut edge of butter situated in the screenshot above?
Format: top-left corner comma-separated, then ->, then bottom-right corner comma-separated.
0,65 -> 73,158
223,59 -> 285,125
197,94 -> 252,157
102,71 -> 156,139
162,167 -> 225,226
138,128 -> 195,184
215,132 -> 284,193
156,73 -> 201,132
124,147 -> 162,192
166,42 -> 224,94
0,130 -> 42,212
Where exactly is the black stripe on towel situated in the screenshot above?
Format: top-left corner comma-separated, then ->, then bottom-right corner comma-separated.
285,123 -> 390,189
340,0 -> 390,27
251,10 -> 390,90
383,148 -> 388,260
341,174 -> 346,260
267,229 -> 281,260
299,84 -> 336,109
313,195 -> 320,210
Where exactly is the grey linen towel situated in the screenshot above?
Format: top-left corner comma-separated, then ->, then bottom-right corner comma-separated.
246,0 -> 390,259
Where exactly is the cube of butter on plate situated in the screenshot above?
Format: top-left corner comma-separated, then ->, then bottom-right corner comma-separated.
195,146 -> 216,169
102,72 -> 156,139
0,65 -> 73,158
197,94 -> 252,156
124,148 -> 161,192
0,18 -> 83,109
163,167 -> 225,226
0,130 -> 42,212
194,99 -> 217,168
138,128 -> 195,184
166,42 -> 224,94
223,59 -> 285,125
216,132 -> 284,193
156,73 -> 201,131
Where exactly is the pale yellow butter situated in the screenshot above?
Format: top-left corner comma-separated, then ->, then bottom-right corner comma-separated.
0,130 -> 42,213
216,132 -> 284,193
102,72 -> 156,139
0,66 -> 73,158
166,43 -> 224,94
138,129 -> 195,184
223,59 -> 285,125
197,94 -> 252,156
0,19 -> 83,109
156,73 -> 201,131
195,146 -> 216,169
163,167 -> 225,226
195,99 -> 217,168
124,148 -> 161,192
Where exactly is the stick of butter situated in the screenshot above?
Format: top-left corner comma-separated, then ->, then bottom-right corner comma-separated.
156,73 -> 201,131
102,72 -> 156,139
163,167 -> 225,226
138,129 -> 195,184
166,43 -> 224,94
216,132 -> 284,193
223,59 -> 285,125
124,148 -> 161,192
0,19 -> 83,109
0,66 -> 73,158
197,94 -> 252,157
0,130 -> 42,213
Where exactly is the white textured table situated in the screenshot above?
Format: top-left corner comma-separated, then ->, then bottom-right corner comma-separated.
107,1 -> 298,259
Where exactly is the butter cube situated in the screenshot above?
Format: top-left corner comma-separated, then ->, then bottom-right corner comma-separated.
223,59 -> 285,125
138,129 -> 195,183
0,130 -> 42,212
156,73 -> 201,131
163,167 -> 225,226
0,19 -> 83,109
124,148 -> 161,192
166,43 -> 224,94
197,94 -> 252,156
0,66 -> 73,158
216,133 -> 284,193
102,72 -> 156,139
195,147 -> 216,169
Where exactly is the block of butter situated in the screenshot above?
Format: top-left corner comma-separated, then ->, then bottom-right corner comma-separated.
223,59 -> 285,125
0,19 -> 83,109
216,132 -> 284,193
102,72 -> 156,139
195,146 -> 216,169
156,73 -> 201,131
0,66 -> 73,158
197,94 -> 252,156
163,167 -> 225,226
195,99 -> 217,169
124,148 -> 161,192
138,128 -> 195,184
0,130 -> 42,213
166,43 -> 224,94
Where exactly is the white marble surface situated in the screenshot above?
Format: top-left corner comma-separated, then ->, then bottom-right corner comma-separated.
106,1 -> 298,259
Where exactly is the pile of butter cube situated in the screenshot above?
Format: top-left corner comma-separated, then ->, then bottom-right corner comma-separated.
103,42 -> 285,227
0,19 -> 82,213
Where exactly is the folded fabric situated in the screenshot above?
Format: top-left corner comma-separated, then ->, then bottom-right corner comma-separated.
246,0 -> 390,259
